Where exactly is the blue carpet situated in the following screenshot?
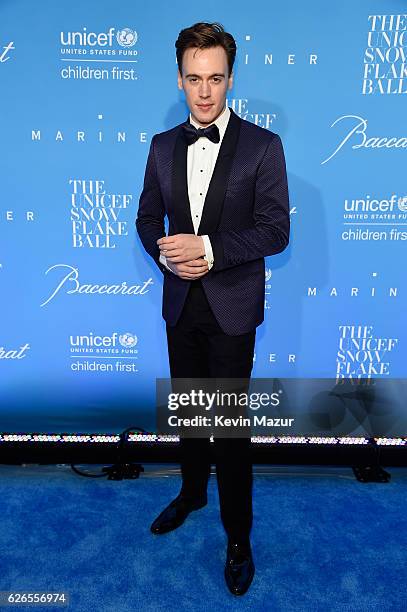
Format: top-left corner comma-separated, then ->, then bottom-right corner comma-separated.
0,464 -> 406,611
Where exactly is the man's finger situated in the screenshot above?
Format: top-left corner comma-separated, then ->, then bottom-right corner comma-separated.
158,243 -> 179,252
166,255 -> 189,263
180,273 -> 207,279
175,261 -> 208,271
183,259 -> 208,268
157,235 -> 179,245
180,268 -> 207,275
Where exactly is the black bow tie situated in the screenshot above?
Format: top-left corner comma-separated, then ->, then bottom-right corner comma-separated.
182,122 -> 220,145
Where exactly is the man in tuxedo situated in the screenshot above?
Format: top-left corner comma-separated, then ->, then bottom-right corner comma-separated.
136,22 -> 289,595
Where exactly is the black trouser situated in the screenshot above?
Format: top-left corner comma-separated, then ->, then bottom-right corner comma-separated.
165,280 -> 256,542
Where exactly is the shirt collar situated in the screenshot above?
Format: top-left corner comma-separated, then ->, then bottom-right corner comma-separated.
189,105 -> 230,142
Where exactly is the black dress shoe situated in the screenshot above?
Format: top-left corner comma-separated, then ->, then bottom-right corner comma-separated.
150,493 -> 207,535
224,539 -> 255,596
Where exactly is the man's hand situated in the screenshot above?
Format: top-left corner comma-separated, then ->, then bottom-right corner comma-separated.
166,258 -> 209,280
157,234 -> 205,263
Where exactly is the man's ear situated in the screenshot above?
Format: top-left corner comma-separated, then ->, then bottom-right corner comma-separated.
227,71 -> 234,90
177,69 -> 183,91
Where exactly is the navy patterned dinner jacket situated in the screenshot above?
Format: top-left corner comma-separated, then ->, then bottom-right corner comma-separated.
136,107 -> 290,336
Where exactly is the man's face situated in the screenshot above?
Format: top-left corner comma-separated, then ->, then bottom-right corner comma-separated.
178,45 -> 233,126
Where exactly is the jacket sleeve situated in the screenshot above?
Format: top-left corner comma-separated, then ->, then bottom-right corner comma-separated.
207,133 -> 290,272
135,136 -> 167,274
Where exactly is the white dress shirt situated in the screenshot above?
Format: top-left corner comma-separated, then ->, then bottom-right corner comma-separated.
159,105 -> 231,273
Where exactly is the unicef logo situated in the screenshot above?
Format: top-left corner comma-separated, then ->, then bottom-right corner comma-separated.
119,333 -> 138,348
116,28 -> 137,47
265,268 -> 272,282
398,196 -> 407,212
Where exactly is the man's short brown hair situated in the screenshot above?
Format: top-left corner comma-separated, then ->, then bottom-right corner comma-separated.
175,22 -> 237,77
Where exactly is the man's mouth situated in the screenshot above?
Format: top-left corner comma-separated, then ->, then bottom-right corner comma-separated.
197,104 -> 213,109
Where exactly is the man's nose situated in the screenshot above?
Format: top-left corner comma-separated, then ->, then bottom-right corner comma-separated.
199,81 -> 211,97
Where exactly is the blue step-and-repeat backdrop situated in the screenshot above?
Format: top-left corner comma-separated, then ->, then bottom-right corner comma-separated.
0,0 -> 406,435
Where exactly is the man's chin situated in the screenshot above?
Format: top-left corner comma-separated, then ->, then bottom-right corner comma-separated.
192,106 -> 222,126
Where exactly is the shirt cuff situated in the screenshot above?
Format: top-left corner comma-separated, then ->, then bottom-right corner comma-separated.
159,253 -> 173,273
201,235 -> 214,270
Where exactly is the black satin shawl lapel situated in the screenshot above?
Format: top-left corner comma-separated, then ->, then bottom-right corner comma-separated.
197,109 -> 241,235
